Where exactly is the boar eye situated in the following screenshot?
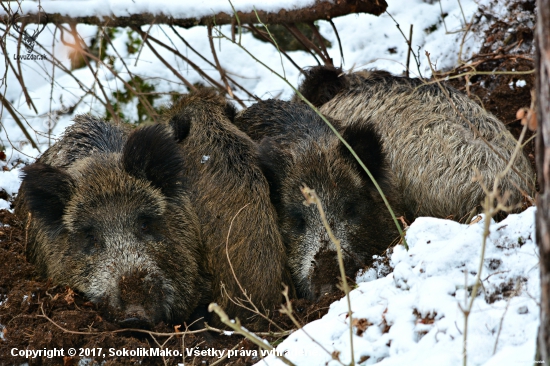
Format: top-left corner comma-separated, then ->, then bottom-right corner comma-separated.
81,232 -> 100,254
140,221 -> 149,232
343,202 -> 358,218
288,207 -> 306,234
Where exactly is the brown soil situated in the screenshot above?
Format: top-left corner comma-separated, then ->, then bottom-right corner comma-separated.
0,208 -> 343,366
445,0 -> 537,173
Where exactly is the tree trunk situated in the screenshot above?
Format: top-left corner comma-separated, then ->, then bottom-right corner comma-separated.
536,0 -> 550,362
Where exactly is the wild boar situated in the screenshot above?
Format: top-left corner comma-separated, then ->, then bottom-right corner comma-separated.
234,99 -> 402,300
15,116 -> 209,328
166,90 -> 290,327
295,66 -> 535,221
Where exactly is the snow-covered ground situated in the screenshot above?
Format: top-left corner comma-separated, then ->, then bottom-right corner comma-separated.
0,0 -> 540,365
258,208 -> 539,366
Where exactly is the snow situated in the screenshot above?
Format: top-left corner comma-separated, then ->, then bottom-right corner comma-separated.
258,208 -> 539,366
0,0 -> 540,365
0,1 -> 318,19
0,168 -> 22,197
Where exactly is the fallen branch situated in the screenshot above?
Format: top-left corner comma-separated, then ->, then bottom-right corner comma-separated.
1,0 -> 387,27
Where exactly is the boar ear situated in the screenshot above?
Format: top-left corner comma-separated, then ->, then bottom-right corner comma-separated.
339,123 -> 386,184
123,124 -> 185,198
168,112 -> 192,142
223,101 -> 237,123
20,163 -> 74,227
258,137 -> 290,206
169,91 -> 236,141
296,66 -> 347,107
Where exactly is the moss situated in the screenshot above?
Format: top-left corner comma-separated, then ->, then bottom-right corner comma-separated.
107,75 -> 160,124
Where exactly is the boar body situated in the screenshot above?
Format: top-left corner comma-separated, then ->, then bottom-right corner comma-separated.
166,91 -> 290,327
296,66 -> 535,220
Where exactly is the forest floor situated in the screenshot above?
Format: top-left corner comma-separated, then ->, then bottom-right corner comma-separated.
0,0 -> 538,365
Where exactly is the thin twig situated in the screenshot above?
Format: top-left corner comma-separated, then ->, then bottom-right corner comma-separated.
38,303 -> 208,337
138,30 -> 248,98
204,323 -> 293,337
224,203 -> 252,304
211,342 -> 242,366
245,24 -> 304,74
283,23 -> 320,64
207,25 -> 244,106
328,19 -> 344,66
67,24 -> 117,118
14,22 -> 38,113
307,21 -> 332,63
301,186 -> 355,366
169,25 -> 260,100
10,56 -> 38,114
405,24 -> 413,77
279,285 -> 346,366
228,0 -> 242,44
208,304 -> 296,366
385,11 -> 422,77
222,203 -> 287,332
460,121 -> 528,366
102,29 -> 159,121
284,23 -> 326,65
0,92 -> 39,150
47,26 -> 57,147
140,32 -> 197,92
134,21 -> 155,67
252,7 -> 288,78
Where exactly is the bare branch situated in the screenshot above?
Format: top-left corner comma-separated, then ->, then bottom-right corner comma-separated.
0,92 -> 40,151
207,25 -> 245,107
169,25 -> 259,101
245,24 -> 304,74
4,1 -> 388,27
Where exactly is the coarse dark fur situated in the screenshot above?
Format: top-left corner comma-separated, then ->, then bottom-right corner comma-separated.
15,116 -> 209,328
234,99 -> 402,300
165,90 -> 290,328
295,66 -> 535,221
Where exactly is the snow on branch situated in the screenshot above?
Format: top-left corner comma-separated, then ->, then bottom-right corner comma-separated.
0,0 -> 387,27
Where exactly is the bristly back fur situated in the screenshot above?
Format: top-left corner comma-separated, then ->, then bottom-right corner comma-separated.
296,65 -> 535,220
37,115 -> 128,168
168,89 -> 237,142
163,89 -> 290,329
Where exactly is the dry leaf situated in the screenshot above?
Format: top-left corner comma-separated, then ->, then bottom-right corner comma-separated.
64,287 -> 76,305
352,318 -> 372,336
